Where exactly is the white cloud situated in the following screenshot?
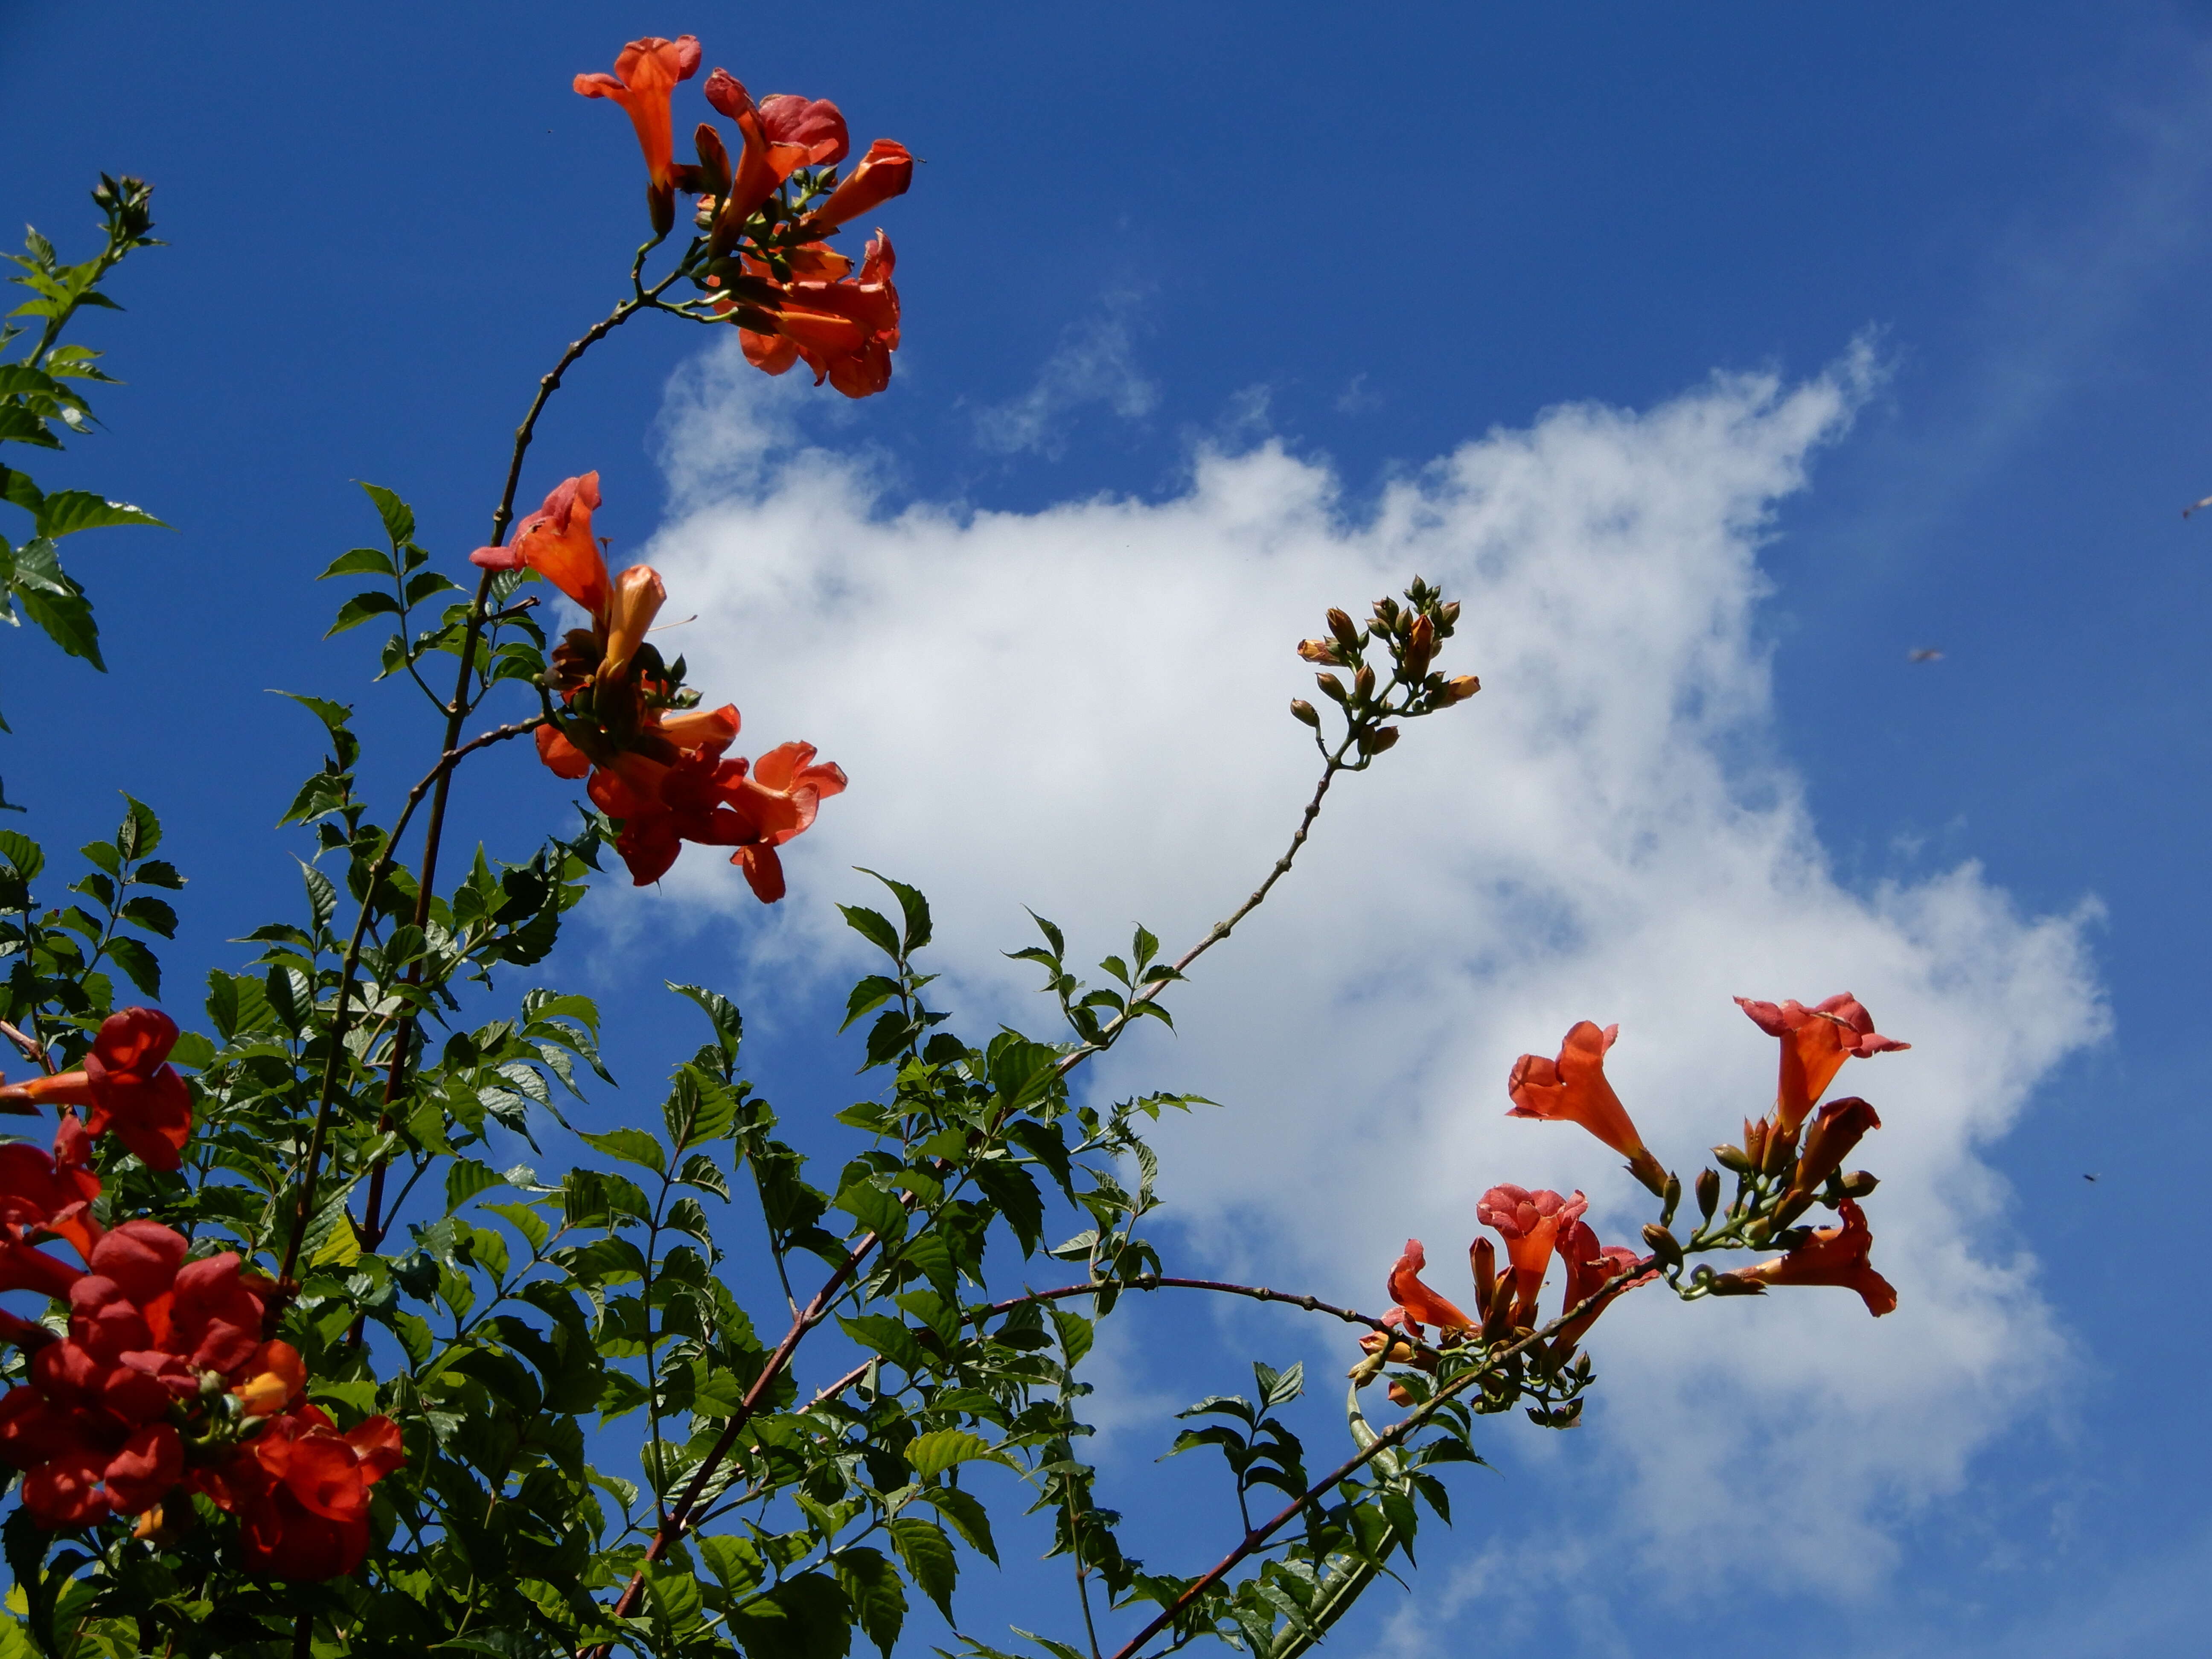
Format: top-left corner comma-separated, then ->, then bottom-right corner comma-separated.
618,337 -> 2106,1619
971,290 -> 1158,457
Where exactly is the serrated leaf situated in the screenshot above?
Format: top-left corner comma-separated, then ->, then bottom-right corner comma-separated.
856,867 -> 931,952
578,1126 -> 666,1176
838,904 -> 901,962
904,1429 -> 998,1478
326,588 -> 402,637
360,481 -> 415,547
835,1546 -> 905,1659
917,1486 -> 998,1563
888,1518 -> 958,1623
445,1157 -> 504,1214
34,491 -> 165,538
840,973 -> 902,1033
103,935 -> 159,996
320,547 -> 394,580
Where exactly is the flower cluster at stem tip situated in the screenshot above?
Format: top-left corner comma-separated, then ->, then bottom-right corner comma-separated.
576,34 -> 913,396
0,1010 -> 402,1576
470,472 -> 846,895
1356,992 -> 1911,1411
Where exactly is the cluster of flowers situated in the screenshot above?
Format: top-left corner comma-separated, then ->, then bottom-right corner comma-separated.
577,35 -> 912,396
473,472 -> 845,896
1360,992 -> 1909,1388
0,1010 -> 400,1577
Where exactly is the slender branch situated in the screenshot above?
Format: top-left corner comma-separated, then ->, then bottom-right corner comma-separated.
272,718 -> 542,1291
1055,737 -> 1354,1080
353,288 -> 655,1261
973,1275 -> 1398,1336
0,1020 -> 52,1072
1101,1263 -> 1656,1659
588,1232 -> 879,1645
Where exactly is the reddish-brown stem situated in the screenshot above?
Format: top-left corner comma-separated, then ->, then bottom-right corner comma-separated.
975,1275 -> 1397,1336
1100,1262 -> 1656,1659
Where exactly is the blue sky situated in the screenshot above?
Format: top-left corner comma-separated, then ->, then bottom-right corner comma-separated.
7,3 -> 2212,1655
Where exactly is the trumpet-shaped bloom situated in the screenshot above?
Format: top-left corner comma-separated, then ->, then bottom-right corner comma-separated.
574,36 -> 703,234
201,1403 -> 404,1580
759,93 -> 850,165
1549,1218 -> 1655,1359
1476,1185 -> 1588,1322
0,1218 -> 286,1529
1385,1240 -> 1472,1335
725,740 -> 849,902
1735,993 -> 1909,1135
1506,1020 -> 1668,1194
1787,1096 -> 1881,1203
0,1115 -> 102,1262
809,139 -> 914,231
470,473 -> 608,617
736,232 -> 902,399
0,1008 -> 192,1170
600,564 -> 667,684
1726,1198 -> 1897,1316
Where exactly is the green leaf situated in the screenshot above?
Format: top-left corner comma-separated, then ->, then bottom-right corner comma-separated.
731,1572 -> 850,1659
1050,1308 -> 1094,1369
578,1126 -> 666,1176
116,793 -> 160,859
326,588 -> 402,636
833,1178 -> 906,1243
0,406 -> 60,449
0,829 -> 44,880
904,1428 -> 999,1478
34,491 -> 165,538
298,859 -> 336,935
836,1547 -> 905,1659
856,867 -> 931,952
359,481 -> 416,547
838,904 -> 902,962
669,981 -> 742,1060
836,1314 -> 927,1376
888,1518 -> 958,1623
840,974 -> 903,1033
917,1486 -> 998,1563
320,546 -> 394,580
445,1157 -> 505,1213
116,894 -> 176,938
12,540 -> 99,668
103,935 -> 159,996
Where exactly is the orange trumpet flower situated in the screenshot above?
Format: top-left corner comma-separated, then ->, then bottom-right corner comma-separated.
0,1008 -> 192,1171
809,139 -> 914,232
1476,1185 -> 1588,1325
1723,1197 -> 1897,1316
1735,993 -> 1908,1136
575,36 -> 703,236
1385,1239 -> 1473,1336
470,472 -> 609,617
1506,1020 -> 1669,1196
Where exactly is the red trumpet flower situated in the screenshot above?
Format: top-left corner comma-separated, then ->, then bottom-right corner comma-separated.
735,231 -> 902,398
1506,1020 -> 1669,1195
470,472 -> 608,617
1735,993 -> 1908,1137
201,1403 -> 405,1580
0,1007 -> 192,1170
808,139 -> 914,232
1549,1218 -> 1656,1361
1723,1197 -> 1897,1316
1385,1239 -> 1473,1336
575,36 -> 703,236
1476,1185 -> 1588,1325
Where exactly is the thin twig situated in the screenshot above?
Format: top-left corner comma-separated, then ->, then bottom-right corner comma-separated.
273,718 -> 542,1291
973,1276 -> 1398,1336
0,1020 -> 52,1072
1100,1263 -> 1656,1659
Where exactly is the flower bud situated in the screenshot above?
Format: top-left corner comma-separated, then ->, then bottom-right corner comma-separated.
1840,1170 -> 1880,1197
1446,675 -> 1481,702
1640,1223 -> 1683,1269
1404,613 -> 1435,681
1440,600 -> 1461,628
1353,664 -> 1376,701
1712,1143 -> 1752,1175
1742,1117 -> 1768,1170
1297,638 -> 1336,664
1470,1236 -> 1497,1319
1327,608 -> 1361,649
1695,1167 -> 1721,1221
1660,1171 -> 1682,1228
1316,672 -> 1348,704
1358,725 -> 1400,756
1289,699 -> 1321,728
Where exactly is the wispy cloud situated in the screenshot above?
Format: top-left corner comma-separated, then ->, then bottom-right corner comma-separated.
623,340 -> 2104,1621
972,289 -> 1159,457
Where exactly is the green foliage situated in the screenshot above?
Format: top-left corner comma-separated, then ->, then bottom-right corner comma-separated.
0,175 -> 166,734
